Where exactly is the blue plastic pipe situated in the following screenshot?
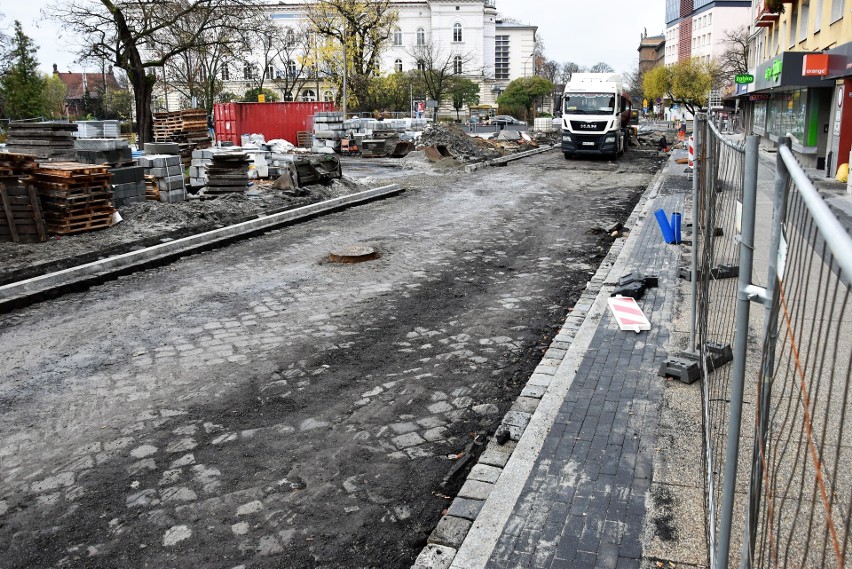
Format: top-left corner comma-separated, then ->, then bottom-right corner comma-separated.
654,208 -> 675,243
670,212 -> 682,244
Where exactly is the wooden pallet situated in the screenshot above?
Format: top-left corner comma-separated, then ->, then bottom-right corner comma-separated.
0,183 -> 48,243
46,216 -> 113,235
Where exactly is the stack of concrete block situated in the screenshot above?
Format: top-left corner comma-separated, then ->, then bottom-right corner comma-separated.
75,120 -> 121,138
188,148 -> 215,191
110,164 -> 147,207
313,112 -> 345,151
75,138 -> 132,165
137,154 -> 186,203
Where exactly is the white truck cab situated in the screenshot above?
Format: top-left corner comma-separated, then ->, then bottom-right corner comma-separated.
560,73 -> 632,159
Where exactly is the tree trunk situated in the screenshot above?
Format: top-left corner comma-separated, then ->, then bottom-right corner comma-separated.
130,70 -> 156,145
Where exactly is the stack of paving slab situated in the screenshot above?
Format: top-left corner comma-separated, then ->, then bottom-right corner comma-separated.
74,120 -> 120,139
110,164 -> 147,207
6,122 -> 78,161
74,137 -> 133,165
312,112 -> 345,151
205,152 -> 251,195
137,154 -> 186,203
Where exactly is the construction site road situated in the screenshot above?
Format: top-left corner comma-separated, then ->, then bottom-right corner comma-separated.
0,148 -> 663,569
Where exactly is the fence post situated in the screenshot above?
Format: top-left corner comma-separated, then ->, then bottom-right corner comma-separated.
715,134 -> 760,569
690,112 -> 706,351
739,136 -> 791,569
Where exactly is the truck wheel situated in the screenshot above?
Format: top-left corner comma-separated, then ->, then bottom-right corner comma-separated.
563,152 -> 573,159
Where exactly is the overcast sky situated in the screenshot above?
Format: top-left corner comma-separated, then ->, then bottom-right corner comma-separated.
1,0 -> 666,76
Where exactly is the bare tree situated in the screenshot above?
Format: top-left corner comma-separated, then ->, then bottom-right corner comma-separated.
589,62 -> 615,73
304,0 -> 398,112
48,0 -> 260,144
163,8 -> 250,113
242,22 -> 317,102
559,62 -> 580,83
407,40 -> 478,120
719,25 -> 749,76
537,59 -> 560,83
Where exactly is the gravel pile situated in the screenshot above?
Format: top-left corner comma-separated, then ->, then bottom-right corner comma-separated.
418,124 -> 502,161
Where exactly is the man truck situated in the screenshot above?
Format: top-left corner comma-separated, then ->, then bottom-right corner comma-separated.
559,73 -> 632,159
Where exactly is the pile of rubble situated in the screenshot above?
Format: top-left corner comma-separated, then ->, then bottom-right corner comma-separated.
418,124 -> 502,161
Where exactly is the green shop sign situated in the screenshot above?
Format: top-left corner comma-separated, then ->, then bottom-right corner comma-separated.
735,74 -> 755,84
764,59 -> 782,81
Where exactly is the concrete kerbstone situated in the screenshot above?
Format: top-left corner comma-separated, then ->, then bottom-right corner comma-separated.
413,544 -> 456,569
428,516 -> 472,548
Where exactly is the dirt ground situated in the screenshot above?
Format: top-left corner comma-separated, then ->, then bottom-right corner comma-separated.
1,148 -> 664,568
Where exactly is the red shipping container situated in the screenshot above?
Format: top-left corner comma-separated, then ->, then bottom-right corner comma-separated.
213,101 -> 335,146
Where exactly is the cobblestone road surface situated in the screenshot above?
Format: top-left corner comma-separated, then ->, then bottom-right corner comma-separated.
0,150 -> 661,568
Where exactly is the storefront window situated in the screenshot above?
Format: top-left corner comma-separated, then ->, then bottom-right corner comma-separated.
753,101 -> 767,134
764,90 -> 807,142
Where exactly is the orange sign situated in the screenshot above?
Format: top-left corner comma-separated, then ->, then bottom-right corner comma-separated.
802,53 -> 829,76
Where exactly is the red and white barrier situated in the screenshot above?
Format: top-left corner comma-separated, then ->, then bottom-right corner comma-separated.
688,135 -> 694,169
607,295 -> 651,332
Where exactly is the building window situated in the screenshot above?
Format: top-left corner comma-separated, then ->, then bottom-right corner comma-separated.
394,29 -> 402,46
416,59 -> 425,71
814,0 -> 823,32
221,65 -> 230,81
243,62 -> 253,80
453,55 -> 463,74
266,64 -> 275,80
453,23 -> 463,42
790,3 -> 798,47
323,90 -> 334,102
285,28 -> 295,47
287,60 -> 297,77
394,59 -> 403,73
301,89 -> 316,102
416,28 -> 425,46
831,0 -> 843,22
495,35 -> 509,80
282,91 -> 293,101
800,1 -> 810,41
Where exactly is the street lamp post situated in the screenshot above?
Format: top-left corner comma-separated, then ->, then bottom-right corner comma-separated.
523,53 -> 536,77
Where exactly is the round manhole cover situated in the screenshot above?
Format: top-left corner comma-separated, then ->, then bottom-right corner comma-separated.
327,245 -> 379,263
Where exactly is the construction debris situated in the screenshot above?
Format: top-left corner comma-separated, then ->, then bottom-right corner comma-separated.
419,124 -> 502,161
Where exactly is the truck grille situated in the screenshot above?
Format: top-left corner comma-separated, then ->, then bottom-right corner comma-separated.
570,121 -> 607,132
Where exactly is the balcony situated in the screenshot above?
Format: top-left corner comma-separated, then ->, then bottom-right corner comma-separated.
755,1 -> 781,27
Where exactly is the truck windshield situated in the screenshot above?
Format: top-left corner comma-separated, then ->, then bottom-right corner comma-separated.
563,93 -> 615,115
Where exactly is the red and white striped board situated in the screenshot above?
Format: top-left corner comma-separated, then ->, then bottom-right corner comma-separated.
607,295 -> 651,333
688,136 -> 694,168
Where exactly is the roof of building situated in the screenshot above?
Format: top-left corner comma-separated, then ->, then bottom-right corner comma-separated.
52,64 -> 122,101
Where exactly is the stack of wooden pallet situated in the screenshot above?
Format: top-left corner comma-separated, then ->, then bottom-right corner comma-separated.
32,162 -> 115,235
6,122 -> 78,160
153,109 -> 210,146
0,153 -> 48,243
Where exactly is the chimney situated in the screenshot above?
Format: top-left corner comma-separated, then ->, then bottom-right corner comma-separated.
52,63 -> 58,74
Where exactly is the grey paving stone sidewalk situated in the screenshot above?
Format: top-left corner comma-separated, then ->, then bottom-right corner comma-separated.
484,179 -> 692,568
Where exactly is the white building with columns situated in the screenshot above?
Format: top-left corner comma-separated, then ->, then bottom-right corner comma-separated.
158,0 -> 537,114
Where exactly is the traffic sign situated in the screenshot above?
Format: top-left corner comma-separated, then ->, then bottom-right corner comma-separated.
735,74 -> 754,84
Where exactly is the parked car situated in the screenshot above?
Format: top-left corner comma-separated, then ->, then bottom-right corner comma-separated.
492,115 -> 526,127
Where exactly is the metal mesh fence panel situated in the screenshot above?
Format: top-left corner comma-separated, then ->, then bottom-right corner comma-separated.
696,118 -> 747,562
745,142 -> 852,568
